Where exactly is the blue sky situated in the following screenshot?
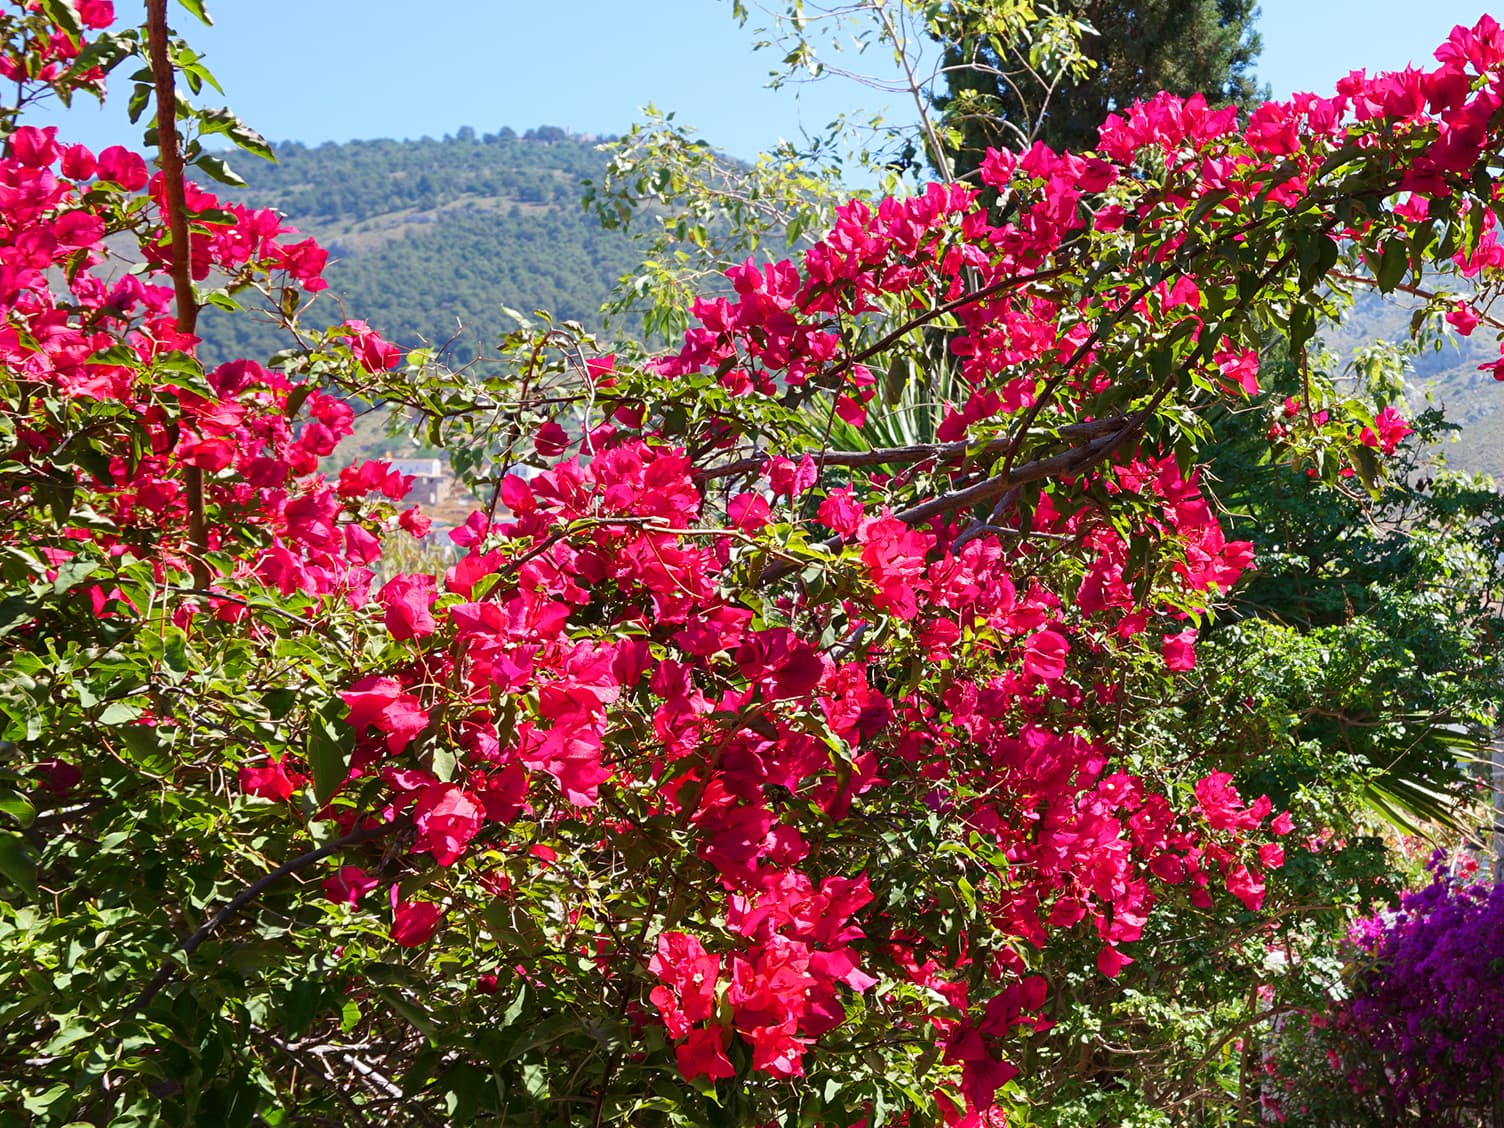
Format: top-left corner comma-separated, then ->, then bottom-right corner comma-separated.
33,1 -> 1502,162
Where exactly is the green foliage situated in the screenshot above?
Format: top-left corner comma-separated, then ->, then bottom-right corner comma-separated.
584,109 -> 869,342
934,0 -> 1265,172
0,537 -> 381,1122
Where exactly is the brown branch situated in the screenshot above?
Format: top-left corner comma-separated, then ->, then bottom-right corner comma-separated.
890,418 -> 1140,529
1328,268 -> 1504,333
694,416 -> 1128,482
145,0 -> 207,589
127,817 -> 405,1017
756,413 -> 1144,585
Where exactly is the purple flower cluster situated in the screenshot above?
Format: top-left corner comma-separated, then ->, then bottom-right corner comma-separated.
1337,853 -> 1504,1119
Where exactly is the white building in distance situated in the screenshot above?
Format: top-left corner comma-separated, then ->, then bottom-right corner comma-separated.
388,457 -> 450,507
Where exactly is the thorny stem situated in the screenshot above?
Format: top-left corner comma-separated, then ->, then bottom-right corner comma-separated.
127,818 -> 406,1017
145,0 -> 207,589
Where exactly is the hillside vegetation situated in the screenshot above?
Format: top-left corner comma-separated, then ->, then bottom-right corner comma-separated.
194,127 -> 640,369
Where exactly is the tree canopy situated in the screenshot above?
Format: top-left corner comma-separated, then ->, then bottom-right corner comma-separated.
934,0 -> 1264,172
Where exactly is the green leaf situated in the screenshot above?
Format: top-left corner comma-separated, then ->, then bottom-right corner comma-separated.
520,1062 -> 548,1099
116,724 -> 172,775
42,1020 -> 92,1055
430,743 -> 457,784
98,703 -> 143,727
88,344 -> 143,367
0,792 -> 36,828
193,153 -> 246,188
174,0 -> 214,25
0,596 -> 37,638
225,119 -> 275,162
126,81 -> 151,125
203,290 -> 245,313
160,627 -> 190,679
1288,303 -> 1316,351
39,0 -> 81,41
307,699 -> 353,804
99,700 -> 144,726
1375,238 -> 1408,294
194,108 -> 276,162
0,832 -> 37,897
20,1083 -> 69,1115
68,30 -> 139,79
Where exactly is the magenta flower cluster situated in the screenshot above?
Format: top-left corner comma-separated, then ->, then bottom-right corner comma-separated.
1336,853 -> 1504,1120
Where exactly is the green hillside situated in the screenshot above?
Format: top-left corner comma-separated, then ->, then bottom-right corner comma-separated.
194,127 -> 640,368
1319,288 -> 1504,478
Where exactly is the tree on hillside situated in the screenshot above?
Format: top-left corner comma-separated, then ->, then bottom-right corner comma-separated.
933,0 -> 1264,168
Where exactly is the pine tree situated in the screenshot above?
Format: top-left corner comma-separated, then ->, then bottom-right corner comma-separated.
935,0 -> 1264,172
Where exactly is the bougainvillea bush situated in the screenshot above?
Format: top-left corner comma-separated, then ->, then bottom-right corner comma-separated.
3,1 -> 1504,1123
1342,857 -> 1504,1122
1267,855 -> 1504,1127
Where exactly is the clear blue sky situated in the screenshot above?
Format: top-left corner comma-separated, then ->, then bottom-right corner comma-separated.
32,1 -> 1502,163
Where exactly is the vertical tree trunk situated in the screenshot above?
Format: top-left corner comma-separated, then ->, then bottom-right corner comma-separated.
145,0 -> 208,590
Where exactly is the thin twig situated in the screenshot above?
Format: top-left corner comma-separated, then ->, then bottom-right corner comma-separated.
127,818 -> 406,1016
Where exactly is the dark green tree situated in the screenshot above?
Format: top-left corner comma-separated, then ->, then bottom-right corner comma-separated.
935,0 -> 1264,172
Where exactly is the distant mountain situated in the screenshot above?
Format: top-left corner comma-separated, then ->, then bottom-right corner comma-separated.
1319,288 -> 1504,479
194,127 -> 641,369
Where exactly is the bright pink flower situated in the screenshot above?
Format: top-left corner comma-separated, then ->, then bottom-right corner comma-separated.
1096,944 -> 1133,977
1226,863 -> 1266,910
379,573 -> 437,640
340,676 -> 430,754
727,491 -> 771,531
534,421 -> 569,457
1371,406 -> 1413,455
390,898 -> 445,947
9,125 -> 59,168
675,1026 -> 736,1081
859,515 -> 932,619
449,510 -> 490,548
766,454 -> 817,498
239,756 -> 304,801
746,1024 -> 809,1078
341,320 -> 402,372
734,627 -> 825,700
95,145 -> 148,190
649,931 -> 722,1038
1022,629 -> 1069,682
338,459 -> 407,499
817,487 -> 864,537
398,506 -> 432,537
413,783 -> 485,866
1162,629 -> 1197,672
1194,771 -> 1245,831
322,866 -> 378,906
344,523 -> 382,565
268,237 -> 329,292
1446,301 -> 1480,336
